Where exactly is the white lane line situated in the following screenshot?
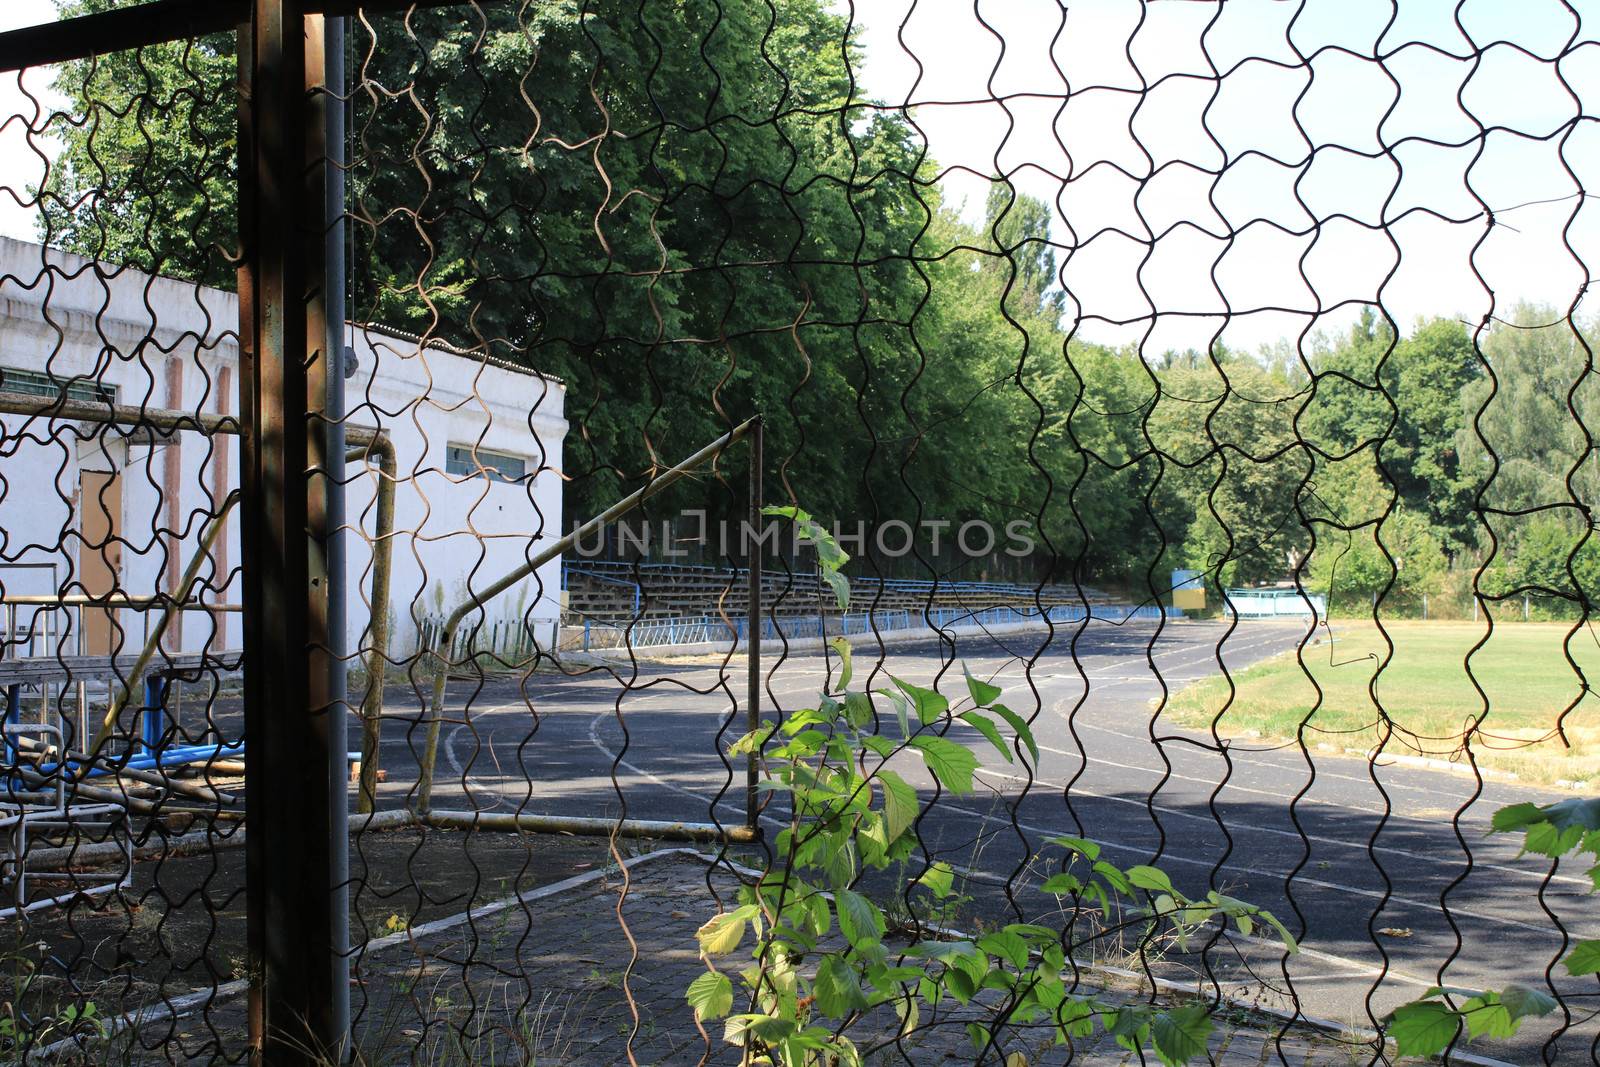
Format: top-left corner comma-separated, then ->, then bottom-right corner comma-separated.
457,686 -> 1564,890
583,710 -> 788,833
1010,636 -> 1514,802
574,708 -> 1585,940
972,765 -> 1590,891
930,798 -> 1579,938
573,712 -> 1556,1005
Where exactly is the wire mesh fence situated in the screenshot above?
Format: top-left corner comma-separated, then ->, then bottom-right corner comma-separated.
0,0 -> 1596,1063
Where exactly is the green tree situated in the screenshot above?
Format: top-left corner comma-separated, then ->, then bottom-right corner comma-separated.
1151,354 -> 1310,587
39,3 -> 237,288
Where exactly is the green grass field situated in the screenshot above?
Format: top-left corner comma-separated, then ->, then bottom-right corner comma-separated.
1166,621 -> 1600,787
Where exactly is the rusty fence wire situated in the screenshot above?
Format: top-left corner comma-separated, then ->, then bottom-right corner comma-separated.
0,0 -> 1597,1064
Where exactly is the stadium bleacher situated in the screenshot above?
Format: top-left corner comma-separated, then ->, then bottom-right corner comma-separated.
560,560 -> 1114,625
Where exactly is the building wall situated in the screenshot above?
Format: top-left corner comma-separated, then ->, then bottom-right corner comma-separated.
0,237 -> 567,661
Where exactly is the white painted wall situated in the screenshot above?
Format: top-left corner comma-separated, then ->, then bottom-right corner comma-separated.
0,236 -> 567,661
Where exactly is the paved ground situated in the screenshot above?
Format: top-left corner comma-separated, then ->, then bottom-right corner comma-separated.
348,616 -> 1597,1065
17,616 -> 1594,1064
50,849 -> 1372,1065
334,849 -> 1360,1065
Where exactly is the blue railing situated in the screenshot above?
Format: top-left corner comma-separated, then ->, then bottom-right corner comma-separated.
1223,588 -> 1327,619
573,600 -> 1170,650
562,559 -> 1091,604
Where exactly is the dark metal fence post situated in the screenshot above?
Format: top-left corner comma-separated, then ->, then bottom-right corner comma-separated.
321,12 -> 351,1056
240,3 -> 340,1062
746,417 -> 762,832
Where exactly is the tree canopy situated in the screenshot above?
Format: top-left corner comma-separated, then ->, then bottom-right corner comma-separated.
37,0 -> 1600,611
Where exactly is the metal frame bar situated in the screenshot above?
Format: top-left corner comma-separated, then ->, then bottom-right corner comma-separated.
347,441 -> 395,814
745,418 -> 762,834
0,397 -> 396,746
238,4 -> 340,1060
0,0 -> 499,74
415,417 -> 763,837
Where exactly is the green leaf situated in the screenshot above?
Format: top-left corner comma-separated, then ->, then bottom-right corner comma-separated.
978,929 -> 1029,969
877,769 -> 919,843
764,506 -> 851,610
1491,802 -> 1545,832
963,663 -> 1001,707
843,691 -> 875,730
988,703 -> 1039,763
1566,939 -> 1600,976
1528,798 -> 1600,833
813,956 -> 868,1017
686,971 -> 733,1021
1459,993 -> 1516,1040
728,722 -> 775,756
1499,982 -> 1558,1023
723,1013 -> 797,1047
1126,865 -> 1175,895
821,834 -> 858,889
1108,1003 -> 1150,1047
828,637 -> 853,691
877,689 -> 911,739
1058,996 -> 1096,1040
857,811 -> 890,867
890,675 -> 949,724
1257,909 -> 1299,954
1387,1000 -> 1459,1058
836,889 -> 885,948
916,861 -> 955,899
1092,861 -> 1132,896
1040,873 -> 1081,895
820,570 -> 851,613
893,993 -> 919,1037
959,711 -> 1013,763
944,965 -> 977,1004
1493,798 -> 1600,858
1049,835 -> 1100,861
1420,985 -> 1484,1000
1524,820 -> 1584,858
860,734 -> 898,759
1005,922 -> 1058,943
696,904 -> 758,956
911,736 -> 979,793
1150,1003 -> 1212,1066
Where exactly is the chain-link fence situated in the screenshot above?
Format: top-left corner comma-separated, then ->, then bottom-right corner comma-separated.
0,0 -> 1597,1064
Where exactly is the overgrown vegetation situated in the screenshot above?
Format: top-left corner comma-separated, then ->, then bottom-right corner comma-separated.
691,510 -> 1297,1065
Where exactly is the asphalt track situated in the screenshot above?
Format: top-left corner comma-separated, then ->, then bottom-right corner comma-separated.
360,618 -> 1599,1064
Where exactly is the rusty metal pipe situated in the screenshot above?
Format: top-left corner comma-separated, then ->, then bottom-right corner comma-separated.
746,418 -> 762,833
346,439 -> 395,814
13,736 -> 236,805
0,595 -> 241,610
417,809 -> 758,842
87,493 -> 239,758
416,416 -> 760,811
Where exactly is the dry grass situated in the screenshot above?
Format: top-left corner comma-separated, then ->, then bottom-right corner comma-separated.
1166,620 -> 1600,787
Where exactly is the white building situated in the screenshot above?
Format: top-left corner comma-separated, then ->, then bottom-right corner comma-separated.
0,236 -> 567,662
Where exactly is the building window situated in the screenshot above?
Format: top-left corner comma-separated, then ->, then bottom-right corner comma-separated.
446,444 -> 527,483
0,367 -> 117,406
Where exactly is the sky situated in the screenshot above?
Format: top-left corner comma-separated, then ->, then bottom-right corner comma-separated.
3,0 -> 1599,354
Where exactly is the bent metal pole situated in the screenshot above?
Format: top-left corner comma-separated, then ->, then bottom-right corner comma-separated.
415,416 -> 762,819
